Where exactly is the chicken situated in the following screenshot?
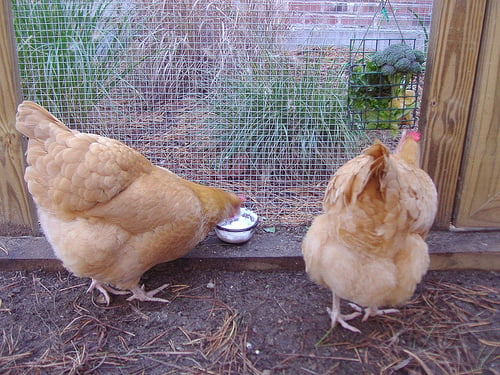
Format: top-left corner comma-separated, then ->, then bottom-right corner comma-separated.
15,101 -> 243,304
302,131 -> 437,332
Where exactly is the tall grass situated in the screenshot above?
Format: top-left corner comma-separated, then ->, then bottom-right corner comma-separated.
130,0 -> 291,107
203,52 -> 364,181
13,0 -> 134,126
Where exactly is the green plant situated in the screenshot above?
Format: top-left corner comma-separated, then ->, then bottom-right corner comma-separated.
13,0 -> 134,127
349,43 -> 424,135
204,53 -> 364,181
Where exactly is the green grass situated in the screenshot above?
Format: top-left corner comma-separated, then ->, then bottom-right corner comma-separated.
203,52 -> 364,180
13,0 -> 134,126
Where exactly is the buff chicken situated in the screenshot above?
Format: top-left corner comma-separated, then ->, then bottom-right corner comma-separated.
16,101 -> 243,304
302,131 -> 437,332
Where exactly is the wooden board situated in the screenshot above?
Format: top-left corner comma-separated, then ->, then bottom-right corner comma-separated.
1,231 -> 499,272
0,2 -> 36,234
420,0 -> 488,229
454,0 -> 500,229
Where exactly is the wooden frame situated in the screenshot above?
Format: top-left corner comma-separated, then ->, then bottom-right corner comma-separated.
0,1 -> 36,235
420,0 -> 498,229
453,0 -> 499,229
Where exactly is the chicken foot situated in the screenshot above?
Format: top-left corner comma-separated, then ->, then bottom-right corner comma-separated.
328,294 -> 362,333
87,279 -> 130,305
87,279 -> 170,304
126,283 -> 170,303
348,303 -> 399,322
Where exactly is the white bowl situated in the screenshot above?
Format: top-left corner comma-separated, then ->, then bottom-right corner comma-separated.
215,208 -> 258,244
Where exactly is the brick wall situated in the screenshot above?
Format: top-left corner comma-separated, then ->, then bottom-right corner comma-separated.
287,1 -> 433,28
283,0 -> 433,50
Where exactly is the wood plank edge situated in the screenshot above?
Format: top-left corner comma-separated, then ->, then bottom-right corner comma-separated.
1,253 -> 498,273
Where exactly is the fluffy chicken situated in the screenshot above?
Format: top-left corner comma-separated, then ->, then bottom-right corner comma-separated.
16,101 -> 242,304
302,131 -> 437,332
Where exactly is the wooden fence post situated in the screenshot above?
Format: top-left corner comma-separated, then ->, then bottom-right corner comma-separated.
0,1 -> 37,235
420,0 -> 487,229
453,0 -> 500,229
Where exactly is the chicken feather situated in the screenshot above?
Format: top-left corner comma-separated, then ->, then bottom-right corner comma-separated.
302,131 -> 438,332
16,101 -> 242,304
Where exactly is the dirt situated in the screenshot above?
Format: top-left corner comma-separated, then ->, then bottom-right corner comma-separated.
0,265 -> 498,374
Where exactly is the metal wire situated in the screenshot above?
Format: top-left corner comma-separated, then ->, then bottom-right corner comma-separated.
13,0 -> 433,225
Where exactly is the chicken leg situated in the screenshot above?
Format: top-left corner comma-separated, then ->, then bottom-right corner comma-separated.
328,294 -> 362,333
348,303 -> 400,321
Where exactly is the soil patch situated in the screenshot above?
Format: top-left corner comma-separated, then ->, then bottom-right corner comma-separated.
0,267 -> 498,374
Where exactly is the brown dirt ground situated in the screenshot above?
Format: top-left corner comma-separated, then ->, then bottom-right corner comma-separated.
0,265 -> 498,374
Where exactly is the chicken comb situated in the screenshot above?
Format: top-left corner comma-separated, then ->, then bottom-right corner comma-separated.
238,195 -> 247,203
406,131 -> 420,142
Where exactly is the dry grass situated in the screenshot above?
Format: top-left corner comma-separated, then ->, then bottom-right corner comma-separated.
313,280 -> 499,375
128,0 -> 291,108
180,307 -> 260,374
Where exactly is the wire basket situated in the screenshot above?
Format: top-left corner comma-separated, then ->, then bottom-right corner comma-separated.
347,38 -> 423,133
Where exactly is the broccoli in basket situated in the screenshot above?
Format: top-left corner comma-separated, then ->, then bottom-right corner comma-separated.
349,43 -> 425,134
371,43 -> 425,85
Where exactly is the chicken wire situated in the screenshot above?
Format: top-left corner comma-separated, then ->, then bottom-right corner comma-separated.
12,0 -> 433,225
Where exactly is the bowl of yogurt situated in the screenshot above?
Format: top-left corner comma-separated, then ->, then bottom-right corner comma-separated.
215,208 -> 258,244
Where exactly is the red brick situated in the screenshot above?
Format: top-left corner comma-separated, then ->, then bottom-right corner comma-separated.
324,2 -> 348,13
339,16 -> 373,27
302,14 -> 328,24
288,0 -> 433,28
289,1 -> 323,13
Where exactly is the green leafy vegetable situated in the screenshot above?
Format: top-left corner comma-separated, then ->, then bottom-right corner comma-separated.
348,43 -> 424,135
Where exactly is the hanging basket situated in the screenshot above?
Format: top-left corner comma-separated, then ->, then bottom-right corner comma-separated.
347,38 -> 423,135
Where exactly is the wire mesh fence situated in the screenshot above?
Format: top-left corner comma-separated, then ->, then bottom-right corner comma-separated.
12,0 -> 433,225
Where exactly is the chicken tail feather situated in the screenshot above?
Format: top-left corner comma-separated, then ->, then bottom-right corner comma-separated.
15,101 -> 71,140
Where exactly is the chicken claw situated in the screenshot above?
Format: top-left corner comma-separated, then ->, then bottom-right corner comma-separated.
348,303 -> 400,322
327,307 -> 362,333
87,279 -> 129,305
327,294 -> 362,333
127,284 -> 170,303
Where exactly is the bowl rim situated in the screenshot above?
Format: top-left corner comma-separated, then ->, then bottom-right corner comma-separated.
216,209 -> 258,233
